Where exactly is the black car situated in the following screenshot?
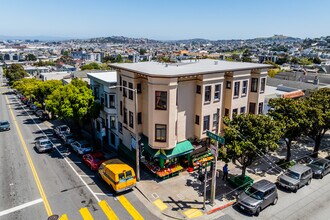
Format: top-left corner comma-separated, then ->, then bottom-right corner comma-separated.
0,120 -> 10,131
307,158 -> 330,179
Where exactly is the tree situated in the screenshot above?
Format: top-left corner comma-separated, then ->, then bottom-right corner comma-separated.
312,56 -> 322,64
276,55 -> 290,65
26,54 -> 37,61
268,68 -> 280,78
291,57 -> 300,64
4,64 -> 28,85
81,62 -> 100,70
242,49 -> 252,62
303,88 -> 330,157
45,78 -> 96,124
268,98 -> 307,162
263,60 -> 279,68
299,57 -> 312,66
139,48 -> 147,55
223,114 -> 282,178
13,78 -> 41,101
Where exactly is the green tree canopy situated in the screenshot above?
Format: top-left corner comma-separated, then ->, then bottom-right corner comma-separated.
222,114 -> 283,177
26,54 -> 37,61
303,88 -> 330,157
81,62 -> 109,70
4,64 -> 28,85
268,98 -> 307,162
45,78 -> 96,123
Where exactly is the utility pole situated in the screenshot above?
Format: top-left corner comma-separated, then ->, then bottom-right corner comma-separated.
134,89 -> 140,181
210,108 -> 220,205
202,165 -> 208,210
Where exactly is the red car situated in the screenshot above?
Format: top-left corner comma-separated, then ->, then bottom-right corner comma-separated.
82,152 -> 106,171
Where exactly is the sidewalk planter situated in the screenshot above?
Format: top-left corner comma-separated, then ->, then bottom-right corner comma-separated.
228,175 -> 254,190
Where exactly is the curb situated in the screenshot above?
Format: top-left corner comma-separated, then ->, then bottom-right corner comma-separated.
206,201 -> 235,215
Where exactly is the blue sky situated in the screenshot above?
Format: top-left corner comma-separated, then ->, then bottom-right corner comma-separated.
1,0 -> 329,40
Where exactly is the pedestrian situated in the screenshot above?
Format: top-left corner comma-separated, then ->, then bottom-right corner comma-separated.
222,163 -> 229,181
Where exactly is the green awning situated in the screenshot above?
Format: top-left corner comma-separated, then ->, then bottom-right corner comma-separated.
164,140 -> 194,159
141,135 -> 193,160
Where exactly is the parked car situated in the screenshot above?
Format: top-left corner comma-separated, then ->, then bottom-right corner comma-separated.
326,155 -> 330,160
82,152 -> 107,171
54,125 -> 70,137
307,158 -> 330,179
35,137 -> 53,153
70,140 -> 93,155
98,159 -> 136,193
29,104 -> 37,111
39,112 -> 50,121
0,120 -> 10,131
35,109 -> 44,117
277,164 -> 313,192
60,133 -> 75,146
237,179 -> 278,216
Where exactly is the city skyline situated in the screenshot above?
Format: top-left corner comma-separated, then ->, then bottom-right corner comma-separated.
1,0 -> 330,40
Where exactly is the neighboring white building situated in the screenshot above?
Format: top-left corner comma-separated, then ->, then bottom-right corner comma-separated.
87,71 -> 119,150
40,71 -> 70,81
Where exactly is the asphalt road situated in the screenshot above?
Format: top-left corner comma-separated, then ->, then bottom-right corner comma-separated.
219,163 -> 330,220
0,86 -> 158,219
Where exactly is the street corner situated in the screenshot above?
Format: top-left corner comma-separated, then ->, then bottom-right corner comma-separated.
183,208 -> 204,219
153,199 -> 168,212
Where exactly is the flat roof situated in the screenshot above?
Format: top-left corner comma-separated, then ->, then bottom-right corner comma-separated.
87,71 -> 117,83
110,59 -> 271,77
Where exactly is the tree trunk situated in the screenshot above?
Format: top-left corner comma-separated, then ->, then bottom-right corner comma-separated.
285,140 -> 292,162
312,136 -> 322,158
241,164 -> 246,179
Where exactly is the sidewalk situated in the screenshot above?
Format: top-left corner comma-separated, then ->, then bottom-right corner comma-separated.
133,134 -> 330,220
134,161 -> 248,220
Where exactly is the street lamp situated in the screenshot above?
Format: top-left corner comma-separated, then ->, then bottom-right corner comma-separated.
110,85 -> 140,181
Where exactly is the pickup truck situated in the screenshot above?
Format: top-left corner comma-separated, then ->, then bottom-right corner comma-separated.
0,120 -> 10,131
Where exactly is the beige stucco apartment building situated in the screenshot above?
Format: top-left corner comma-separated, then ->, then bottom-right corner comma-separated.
110,59 -> 271,152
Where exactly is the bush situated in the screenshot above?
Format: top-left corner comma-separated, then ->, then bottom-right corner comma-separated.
276,159 -> 296,169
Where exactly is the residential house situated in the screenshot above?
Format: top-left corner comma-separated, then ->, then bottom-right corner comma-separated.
87,71 -> 119,150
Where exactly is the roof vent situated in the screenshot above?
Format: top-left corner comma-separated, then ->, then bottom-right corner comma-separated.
214,61 -> 218,65
165,64 -> 168,67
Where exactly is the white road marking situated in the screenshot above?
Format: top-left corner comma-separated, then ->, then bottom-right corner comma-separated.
94,192 -> 113,196
0,198 -> 43,216
13,96 -> 101,203
79,175 -> 95,178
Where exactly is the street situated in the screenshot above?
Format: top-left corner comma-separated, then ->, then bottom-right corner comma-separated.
0,85 -> 158,219
219,163 -> 330,220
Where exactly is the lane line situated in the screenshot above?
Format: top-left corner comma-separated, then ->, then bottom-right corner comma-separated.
11,94 -> 101,203
118,195 -> 144,220
94,193 -> 113,196
0,198 -> 43,217
5,96 -> 53,216
98,200 -> 119,220
79,207 -> 94,220
79,175 -> 95,178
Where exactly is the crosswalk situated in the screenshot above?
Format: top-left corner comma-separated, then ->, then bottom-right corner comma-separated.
58,199 -> 143,220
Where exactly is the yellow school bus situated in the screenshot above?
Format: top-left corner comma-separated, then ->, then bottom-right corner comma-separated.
98,159 -> 136,193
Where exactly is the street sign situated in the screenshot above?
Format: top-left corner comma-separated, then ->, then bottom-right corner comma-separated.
206,130 -> 225,145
